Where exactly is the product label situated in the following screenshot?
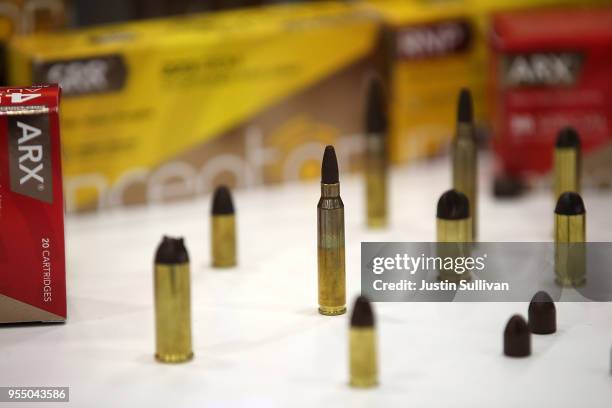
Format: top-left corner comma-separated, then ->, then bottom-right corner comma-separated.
502,53 -> 584,87
395,19 -> 472,60
8,113 -> 53,203
33,55 -> 127,97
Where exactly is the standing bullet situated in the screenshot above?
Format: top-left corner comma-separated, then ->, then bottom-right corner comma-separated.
528,291 -> 556,334
349,296 -> 377,388
554,127 -> 581,201
554,192 -> 586,287
318,145 -> 346,316
211,185 -> 237,268
436,189 -> 472,282
452,88 -> 478,240
504,315 -> 531,357
154,236 -> 193,363
364,78 -> 388,228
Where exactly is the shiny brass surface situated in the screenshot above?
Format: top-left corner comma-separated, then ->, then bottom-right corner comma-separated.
154,263 -> 193,363
365,134 -> 388,228
349,328 -> 378,388
318,183 -> 346,316
555,213 -> 586,287
212,214 -> 236,268
453,123 -> 478,240
554,148 -> 580,200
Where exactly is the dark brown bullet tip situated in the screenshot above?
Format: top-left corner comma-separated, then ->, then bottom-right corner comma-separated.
528,291 -> 556,335
556,127 -> 581,149
437,189 -> 470,220
321,145 -> 339,184
350,295 -> 374,328
493,174 -> 525,198
155,236 -> 190,265
457,88 -> 473,124
555,192 -> 586,216
366,78 -> 387,135
504,315 -> 531,357
212,185 -> 234,215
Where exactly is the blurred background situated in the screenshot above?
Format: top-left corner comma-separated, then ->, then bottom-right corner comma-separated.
1,0 -> 611,213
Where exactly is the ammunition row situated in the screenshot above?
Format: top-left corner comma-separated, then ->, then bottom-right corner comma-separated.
150,83 -> 589,390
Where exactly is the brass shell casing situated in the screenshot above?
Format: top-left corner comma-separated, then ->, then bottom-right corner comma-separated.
365,134 -> 388,228
554,214 -> 586,287
349,328 -> 378,388
437,218 -> 472,243
452,124 -> 478,240
554,148 -> 580,201
436,218 -> 472,282
211,214 -> 236,268
318,183 -> 346,316
154,262 -> 193,363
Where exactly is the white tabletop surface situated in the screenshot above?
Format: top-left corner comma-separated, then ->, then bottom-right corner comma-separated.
1,156 -> 611,408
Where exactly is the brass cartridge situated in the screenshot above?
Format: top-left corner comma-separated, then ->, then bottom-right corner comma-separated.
554,192 -> 586,287
554,127 -> 581,201
364,78 -> 388,228
436,189 -> 472,282
318,145 -> 346,316
349,296 -> 377,388
154,236 -> 193,363
452,88 -> 478,240
211,185 -> 236,268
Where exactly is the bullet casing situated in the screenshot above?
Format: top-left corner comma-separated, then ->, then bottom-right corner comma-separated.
554,148 -> 580,200
154,262 -> 193,363
436,218 -> 472,282
318,183 -> 346,316
349,328 -> 378,388
452,124 -> 478,240
212,214 -> 236,267
554,213 -> 586,287
365,134 -> 388,228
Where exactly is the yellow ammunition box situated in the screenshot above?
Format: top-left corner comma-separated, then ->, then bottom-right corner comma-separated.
361,0 -> 612,164
9,3 -> 380,212
0,0 -> 66,85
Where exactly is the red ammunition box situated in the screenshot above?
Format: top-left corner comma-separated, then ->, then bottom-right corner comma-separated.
490,8 -> 612,184
0,84 -> 66,323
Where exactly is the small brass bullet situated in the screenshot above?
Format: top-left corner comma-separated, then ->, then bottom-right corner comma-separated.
554,192 -> 586,287
211,185 -> 236,268
364,77 -> 388,229
154,236 -> 193,363
452,88 -> 478,240
318,145 -> 346,316
349,296 -> 377,388
436,190 -> 472,283
436,189 -> 472,282
554,127 -> 581,201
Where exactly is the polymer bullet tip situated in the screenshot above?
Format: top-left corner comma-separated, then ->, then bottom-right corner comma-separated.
366,78 -> 387,135
321,145 -> 339,184
457,88 -> 473,124
555,191 -> 586,216
556,127 -> 581,149
155,236 -> 190,264
528,291 -> 556,335
437,189 -> 470,220
212,185 -> 235,215
504,315 -> 531,357
350,295 -> 374,327
493,174 -> 525,198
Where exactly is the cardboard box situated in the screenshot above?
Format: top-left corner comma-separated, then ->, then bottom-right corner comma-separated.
0,0 -> 67,85
490,8 -> 612,186
0,84 -> 66,323
9,3 -> 381,212
361,0 -> 612,164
